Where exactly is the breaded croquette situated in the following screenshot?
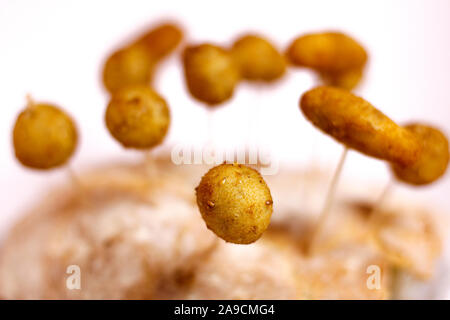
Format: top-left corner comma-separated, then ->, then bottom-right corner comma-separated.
300,86 -> 421,166
105,85 -> 170,149
102,45 -> 155,94
183,44 -> 241,106
287,32 -> 367,89
391,124 -> 449,185
13,102 -> 78,169
196,163 -> 273,244
136,23 -> 183,61
231,34 -> 286,82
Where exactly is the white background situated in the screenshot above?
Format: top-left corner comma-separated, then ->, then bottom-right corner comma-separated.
0,0 -> 450,237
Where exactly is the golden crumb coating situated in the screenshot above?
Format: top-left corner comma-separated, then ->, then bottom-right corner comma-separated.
319,67 -> 364,91
231,34 -> 286,82
183,44 -> 241,106
391,124 -> 449,185
300,86 -> 421,166
286,32 -> 367,73
136,23 -> 183,60
102,45 -> 155,94
13,103 -> 78,169
287,32 -> 367,89
196,163 -> 273,244
105,85 -> 170,149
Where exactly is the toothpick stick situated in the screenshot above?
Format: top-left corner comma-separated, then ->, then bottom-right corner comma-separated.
67,165 -> 85,194
307,147 -> 348,254
206,109 -> 216,148
368,178 -> 394,227
252,88 -> 264,170
144,150 -> 158,177
25,94 -> 36,110
248,90 -> 258,146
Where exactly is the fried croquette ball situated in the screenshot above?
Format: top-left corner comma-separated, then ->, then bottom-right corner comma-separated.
300,86 -> 421,167
136,23 -> 183,61
105,85 -> 170,149
287,32 -> 367,73
183,44 -> 240,106
196,163 -> 273,244
102,45 -> 155,94
287,32 -> 367,89
391,124 -> 449,185
13,103 -> 78,170
231,34 -> 286,82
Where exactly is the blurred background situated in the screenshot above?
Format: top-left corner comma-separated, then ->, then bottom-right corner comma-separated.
0,0 -> 449,242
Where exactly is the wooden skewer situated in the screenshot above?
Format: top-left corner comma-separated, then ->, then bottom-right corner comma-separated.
307,147 -> 348,254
